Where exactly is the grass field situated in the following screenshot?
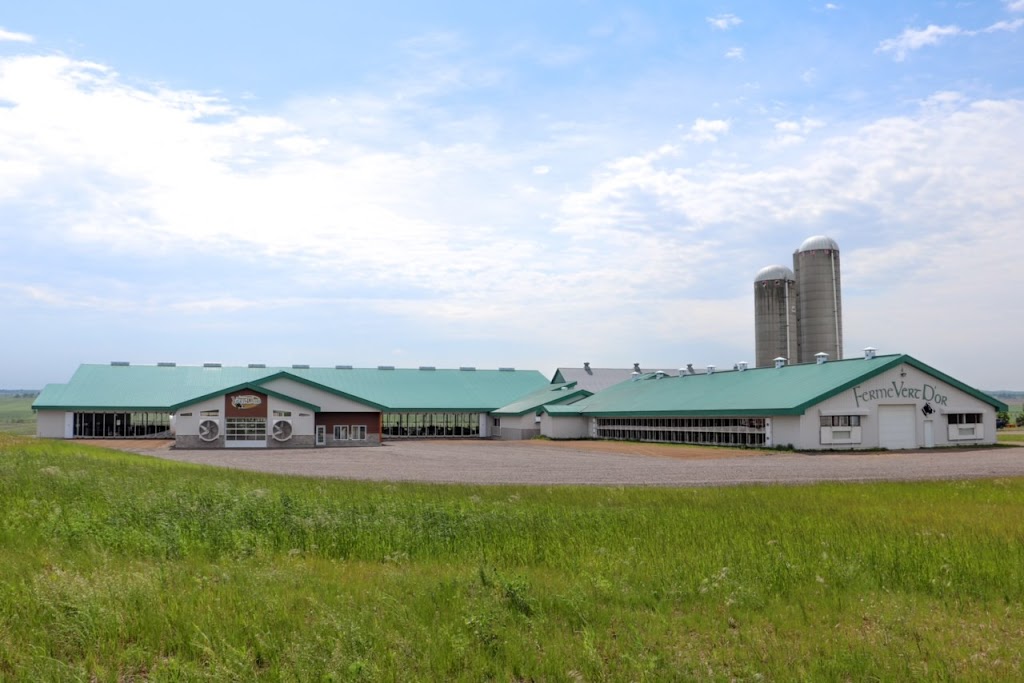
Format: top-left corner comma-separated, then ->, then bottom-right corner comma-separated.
998,429 -> 1024,444
1,436 -> 1023,681
0,396 -> 35,436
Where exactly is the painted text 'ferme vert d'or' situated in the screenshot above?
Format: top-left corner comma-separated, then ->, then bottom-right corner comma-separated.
853,381 -> 948,408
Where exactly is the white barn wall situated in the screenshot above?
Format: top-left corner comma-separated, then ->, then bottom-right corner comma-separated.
769,416 -> 802,448
540,414 -> 589,439
260,378 -> 379,413
498,413 -> 541,440
174,396 -> 224,439
36,410 -> 68,438
266,395 -> 313,448
799,362 -> 997,450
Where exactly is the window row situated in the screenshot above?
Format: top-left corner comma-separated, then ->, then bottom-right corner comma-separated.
596,427 -> 767,447
596,417 -> 766,432
820,415 -> 861,427
595,417 -> 767,447
947,413 -> 982,425
382,413 -> 482,437
73,412 -> 172,439
332,425 -> 367,440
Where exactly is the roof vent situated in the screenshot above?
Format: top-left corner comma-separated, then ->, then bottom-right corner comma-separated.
460,366 -> 476,371
686,363 -> 695,375
583,362 -> 591,373
736,361 -> 748,372
631,371 -> 641,382
203,363 -> 222,368
335,365 -> 353,370
706,365 -> 716,375
248,363 -> 266,368
499,367 -> 515,372
157,362 -> 176,367
815,352 -> 829,365
864,347 -> 877,360
378,365 -> 395,371
774,357 -> 787,369
110,361 -> 130,366
654,370 -> 666,379
419,366 -> 436,371
678,368 -> 687,377
633,362 -> 642,373
292,364 -> 309,369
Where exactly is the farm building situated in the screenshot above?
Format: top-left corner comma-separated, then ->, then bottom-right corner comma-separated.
33,351 -> 1006,451
538,351 -> 1007,450
490,382 -> 593,440
33,363 -> 548,448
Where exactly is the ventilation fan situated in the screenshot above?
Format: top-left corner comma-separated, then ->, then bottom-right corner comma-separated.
198,419 -> 220,442
272,420 -> 293,442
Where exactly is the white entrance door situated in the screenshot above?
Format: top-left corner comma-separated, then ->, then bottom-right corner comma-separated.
923,419 -> 935,448
315,425 -> 326,446
878,405 -> 917,449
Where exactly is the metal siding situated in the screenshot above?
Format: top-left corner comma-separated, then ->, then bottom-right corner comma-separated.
754,276 -> 797,368
794,247 -> 843,364
35,410 -> 68,438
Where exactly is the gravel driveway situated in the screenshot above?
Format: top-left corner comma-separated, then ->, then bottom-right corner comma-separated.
136,440 -> 1024,487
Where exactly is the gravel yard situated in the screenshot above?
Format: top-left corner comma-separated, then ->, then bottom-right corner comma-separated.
113,439 -> 1024,487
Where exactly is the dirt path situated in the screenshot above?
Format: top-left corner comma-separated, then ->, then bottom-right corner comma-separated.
116,439 -> 1024,487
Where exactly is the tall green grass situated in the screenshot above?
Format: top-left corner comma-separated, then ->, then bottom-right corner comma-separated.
1,435 -> 1023,681
0,396 -> 35,436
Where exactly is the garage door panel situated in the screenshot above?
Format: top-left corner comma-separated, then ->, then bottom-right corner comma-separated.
878,405 -> 916,450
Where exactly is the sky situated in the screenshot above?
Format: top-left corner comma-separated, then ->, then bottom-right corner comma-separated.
1,1 -> 1022,391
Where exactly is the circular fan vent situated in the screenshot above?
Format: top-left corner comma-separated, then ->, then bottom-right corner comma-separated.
198,419 -> 220,442
272,420 -> 293,442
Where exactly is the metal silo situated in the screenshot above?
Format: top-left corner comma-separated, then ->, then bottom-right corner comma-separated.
754,265 -> 797,368
793,235 -> 843,363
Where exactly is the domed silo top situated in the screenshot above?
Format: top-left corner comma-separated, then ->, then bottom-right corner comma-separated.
754,264 -> 796,282
797,235 -> 839,252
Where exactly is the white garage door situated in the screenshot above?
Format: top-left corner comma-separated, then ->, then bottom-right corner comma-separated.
878,405 -> 917,449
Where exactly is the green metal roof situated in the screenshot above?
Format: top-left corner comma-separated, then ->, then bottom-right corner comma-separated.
32,364 -> 549,413
547,354 -> 1007,417
491,382 -> 592,416
282,367 -> 549,412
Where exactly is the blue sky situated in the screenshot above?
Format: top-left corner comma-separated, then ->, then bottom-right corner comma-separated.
2,1 -> 1022,390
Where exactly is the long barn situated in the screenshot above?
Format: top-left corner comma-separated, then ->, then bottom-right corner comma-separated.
538,351 -> 1006,450
33,364 -> 548,448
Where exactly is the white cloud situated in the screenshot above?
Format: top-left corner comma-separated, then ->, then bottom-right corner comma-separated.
707,14 -> 742,30
768,117 -> 825,147
878,18 -> 1023,60
684,118 -> 730,143
983,18 -> 1024,33
825,3 -> 840,10
725,47 -> 745,60
1007,1 -> 1024,12
0,27 -> 33,43
2,46 -> 1023,385
556,96 -> 1024,299
877,24 -> 963,61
